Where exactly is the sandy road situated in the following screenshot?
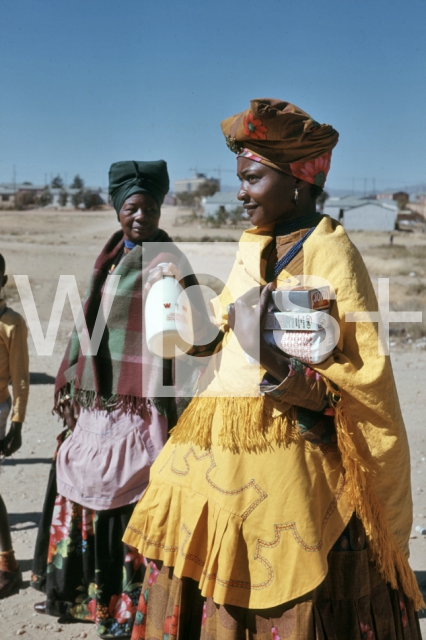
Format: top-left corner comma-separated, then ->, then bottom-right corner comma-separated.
0,207 -> 425,637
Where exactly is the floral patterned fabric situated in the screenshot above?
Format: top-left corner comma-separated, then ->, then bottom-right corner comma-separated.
238,148 -> 332,188
130,516 -> 422,640
221,98 -> 338,183
242,112 -> 269,140
289,151 -> 332,188
31,460 -> 145,638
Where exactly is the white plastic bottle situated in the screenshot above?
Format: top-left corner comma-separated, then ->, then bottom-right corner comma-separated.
144,263 -> 194,359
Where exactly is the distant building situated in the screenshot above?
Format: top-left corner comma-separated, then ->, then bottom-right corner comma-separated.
397,211 -> 426,232
0,182 -> 45,193
376,193 -> 393,200
49,186 -> 109,208
324,196 -> 370,221
0,187 -> 16,207
202,192 -> 244,218
0,182 -> 110,209
376,191 -> 410,201
406,202 -> 426,219
0,182 -> 45,208
391,191 -> 409,202
174,173 -> 220,194
324,196 -> 397,231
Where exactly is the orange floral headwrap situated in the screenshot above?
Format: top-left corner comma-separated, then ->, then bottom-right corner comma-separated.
220,98 -> 339,187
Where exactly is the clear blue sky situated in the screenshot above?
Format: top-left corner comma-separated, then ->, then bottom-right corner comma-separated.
1,0 -> 426,193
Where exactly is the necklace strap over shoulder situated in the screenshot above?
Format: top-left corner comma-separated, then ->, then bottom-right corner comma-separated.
273,227 -> 316,278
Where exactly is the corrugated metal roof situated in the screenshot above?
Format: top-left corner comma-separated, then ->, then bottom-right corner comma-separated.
0,182 -> 45,190
204,192 -> 240,205
325,196 -> 372,208
325,197 -> 397,211
0,183 -> 103,193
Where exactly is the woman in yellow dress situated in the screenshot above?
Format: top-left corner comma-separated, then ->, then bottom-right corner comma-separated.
123,99 -> 423,639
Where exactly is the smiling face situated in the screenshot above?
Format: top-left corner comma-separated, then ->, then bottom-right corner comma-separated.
237,157 -> 300,226
118,193 -> 161,242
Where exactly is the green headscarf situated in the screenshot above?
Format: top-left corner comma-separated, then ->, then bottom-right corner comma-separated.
108,160 -> 170,217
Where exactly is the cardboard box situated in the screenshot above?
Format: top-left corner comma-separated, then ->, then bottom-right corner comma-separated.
264,310 -> 330,331
272,286 -> 330,312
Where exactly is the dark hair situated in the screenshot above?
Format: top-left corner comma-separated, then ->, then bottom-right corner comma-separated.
310,184 -> 323,199
0,254 -> 5,275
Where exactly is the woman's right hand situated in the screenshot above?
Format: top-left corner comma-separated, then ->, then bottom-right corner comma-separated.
3,422 -> 23,457
144,262 -> 183,295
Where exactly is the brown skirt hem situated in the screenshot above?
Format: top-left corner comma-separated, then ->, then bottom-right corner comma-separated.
130,516 -> 422,640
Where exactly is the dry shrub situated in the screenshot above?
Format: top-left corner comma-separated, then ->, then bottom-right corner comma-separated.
362,244 -> 426,277
363,257 -> 406,277
405,283 -> 426,297
390,297 -> 426,339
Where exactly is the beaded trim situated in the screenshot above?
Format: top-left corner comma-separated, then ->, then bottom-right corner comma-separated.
225,135 -> 243,154
274,214 -> 322,237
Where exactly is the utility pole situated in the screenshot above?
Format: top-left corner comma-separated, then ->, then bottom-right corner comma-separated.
12,165 -> 16,192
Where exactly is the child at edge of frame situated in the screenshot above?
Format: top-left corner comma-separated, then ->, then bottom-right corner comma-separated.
0,252 -> 30,598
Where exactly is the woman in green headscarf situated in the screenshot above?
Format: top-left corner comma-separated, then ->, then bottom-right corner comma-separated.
31,160 -> 211,638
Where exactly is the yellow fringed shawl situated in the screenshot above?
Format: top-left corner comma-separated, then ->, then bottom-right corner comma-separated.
124,217 -> 423,610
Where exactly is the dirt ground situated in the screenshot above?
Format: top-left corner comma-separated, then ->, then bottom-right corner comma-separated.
0,206 -> 425,638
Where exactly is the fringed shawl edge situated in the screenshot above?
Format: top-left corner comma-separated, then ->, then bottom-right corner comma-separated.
170,389 -> 425,610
